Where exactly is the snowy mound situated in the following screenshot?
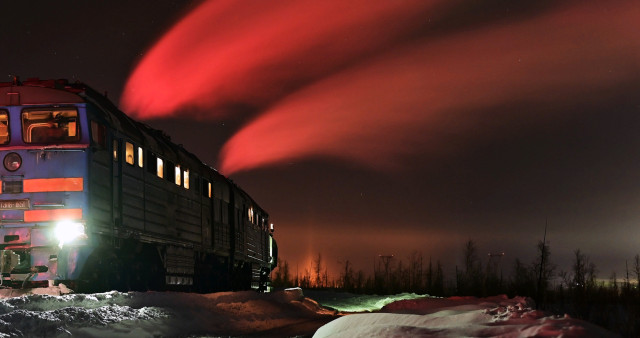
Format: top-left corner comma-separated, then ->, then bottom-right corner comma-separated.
0,286 -> 336,337
313,295 -> 617,338
0,287 -> 617,337
303,290 -> 428,313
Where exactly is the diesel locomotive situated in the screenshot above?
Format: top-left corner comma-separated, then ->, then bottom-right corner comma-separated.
0,78 -> 277,293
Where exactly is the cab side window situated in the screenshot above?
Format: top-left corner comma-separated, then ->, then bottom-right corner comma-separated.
0,111 -> 9,145
90,121 -> 106,148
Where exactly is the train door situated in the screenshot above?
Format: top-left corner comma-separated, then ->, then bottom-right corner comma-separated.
88,120 -> 113,235
200,176 -> 213,247
228,190 -> 236,264
111,136 -> 122,231
120,141 -> 145,231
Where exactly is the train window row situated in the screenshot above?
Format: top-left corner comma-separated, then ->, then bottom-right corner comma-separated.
90,121 -> 245,228
96,125 -> 215,200
124,141 -> 143,168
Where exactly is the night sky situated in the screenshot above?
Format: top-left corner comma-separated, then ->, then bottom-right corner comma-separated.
3,0 -> 640,280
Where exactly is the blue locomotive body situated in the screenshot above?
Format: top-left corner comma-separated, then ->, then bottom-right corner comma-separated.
0,78 -> 276,292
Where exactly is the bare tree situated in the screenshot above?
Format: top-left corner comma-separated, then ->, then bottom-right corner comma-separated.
610,271 -> 619,295
355,270 -> 365,291
340,259 -> 354,290
624,260 -> 631,293
571,249 -> 597,291
323,267 -> 329,288
533,239 -> 555,308
302,268 -> 312,288
433,260 -> 444,296
511,258 -> 534,296
426,257 -> 433,294
460,240 -> 482,295
572,249 -> 587,289
313,253 -> 323,288
634,254 -> 640,288
408,251 -> 423,292
281,259 -> 291,287
464,240 -> 479,275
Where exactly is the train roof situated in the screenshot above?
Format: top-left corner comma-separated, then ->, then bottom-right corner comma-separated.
0,78 -> 267,214
1,78 -> 209,169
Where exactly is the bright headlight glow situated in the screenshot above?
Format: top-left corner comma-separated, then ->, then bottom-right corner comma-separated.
54,221 -> 86,248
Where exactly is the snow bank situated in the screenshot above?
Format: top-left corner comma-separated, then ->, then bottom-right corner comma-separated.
0,286 -> 336,337
303,290 -> 428,313
0,287 -> 617,337
314,294 -> 618,338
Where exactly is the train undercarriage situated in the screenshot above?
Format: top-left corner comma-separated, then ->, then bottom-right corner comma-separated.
0,239 -> 269,293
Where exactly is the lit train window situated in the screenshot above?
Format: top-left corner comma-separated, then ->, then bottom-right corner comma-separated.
202,180 -> 211,198
174,165 -> 181,185
248,207 -> 254,223
22,108 -> 79,144
125,142 -> 134,165
0,112 -> 8,145
183,169 -> 189,189
138,147 -> 143,168
156,158 -> 164,178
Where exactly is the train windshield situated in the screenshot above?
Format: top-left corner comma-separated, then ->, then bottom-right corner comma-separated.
0,111 -> 8,144
22,109 -> 80,144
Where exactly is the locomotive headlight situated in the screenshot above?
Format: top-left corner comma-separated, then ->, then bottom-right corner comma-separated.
3,152 -> 22,172
54,221 -> 86,248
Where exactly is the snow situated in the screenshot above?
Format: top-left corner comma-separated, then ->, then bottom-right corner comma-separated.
0,286 -> 334,337
0,286 -> 617,337
314,295 -> 617,338
302,290 -> 428,313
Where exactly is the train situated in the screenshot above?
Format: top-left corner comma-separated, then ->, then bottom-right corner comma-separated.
0,78 -> 277,293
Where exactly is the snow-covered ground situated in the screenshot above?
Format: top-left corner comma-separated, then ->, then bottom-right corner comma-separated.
0,286 -> 617,337
314,294 -> 617,337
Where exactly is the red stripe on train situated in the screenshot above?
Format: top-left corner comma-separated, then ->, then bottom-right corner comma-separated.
24,208 -> 82,222
22,178 -> 84,192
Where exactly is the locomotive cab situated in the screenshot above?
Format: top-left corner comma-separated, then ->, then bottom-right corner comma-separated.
0,81 -> 91,287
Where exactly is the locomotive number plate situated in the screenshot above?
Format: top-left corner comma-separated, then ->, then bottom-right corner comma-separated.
0,199 -> 30,210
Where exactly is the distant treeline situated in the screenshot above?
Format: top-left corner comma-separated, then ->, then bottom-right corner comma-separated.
271,240 -> 640,337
